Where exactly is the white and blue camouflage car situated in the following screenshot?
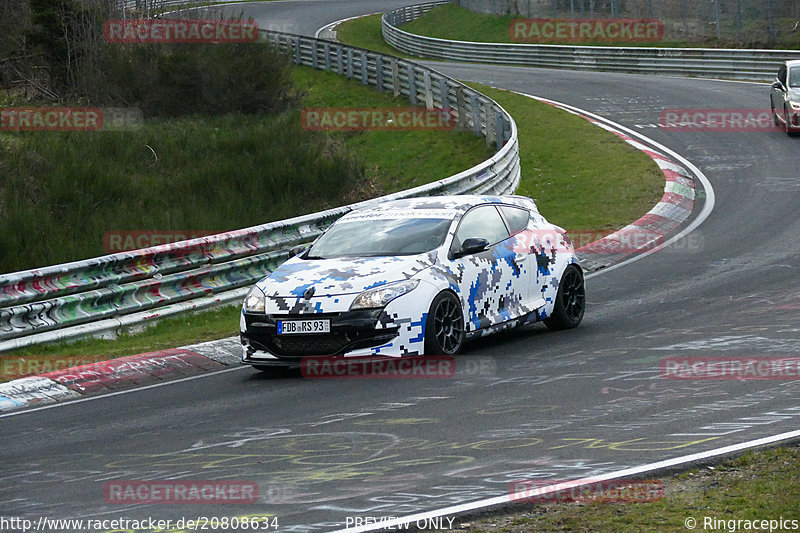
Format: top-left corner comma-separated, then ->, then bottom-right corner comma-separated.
240,195 -> 584,369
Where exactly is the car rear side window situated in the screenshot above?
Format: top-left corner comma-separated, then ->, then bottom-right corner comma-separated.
453,205 -> 510,251
499,205 -> 530,235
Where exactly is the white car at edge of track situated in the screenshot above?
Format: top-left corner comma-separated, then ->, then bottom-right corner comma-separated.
240,195 -> 585,370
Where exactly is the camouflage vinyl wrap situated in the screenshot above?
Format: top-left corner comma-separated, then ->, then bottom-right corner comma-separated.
241,196 -> 577,358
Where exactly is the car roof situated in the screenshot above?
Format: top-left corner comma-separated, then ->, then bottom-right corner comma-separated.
350,195 -> 538,216
785,60 -> 800,67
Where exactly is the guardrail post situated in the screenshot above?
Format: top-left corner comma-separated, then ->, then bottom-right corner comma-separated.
485,102 -> 496,148
311,40 -> 318,69
439,78 -> 449,111
470,93 -> 481,137
346,49 -> 353,78
360,54 -> 368,85
494,110 -> 504,148
376,56 -> 384,92
391,59 -> 400,97
423,71 -> 434,110
455,85 -> 466,129
323,42 -> 331,70
407,64 -> 417,105
336,44 -> 343,75
294,37 -> 301,65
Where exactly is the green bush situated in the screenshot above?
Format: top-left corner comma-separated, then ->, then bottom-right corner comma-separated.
0,112 -> 364,272
20,0 -> 295,115
97,42 -> 296,117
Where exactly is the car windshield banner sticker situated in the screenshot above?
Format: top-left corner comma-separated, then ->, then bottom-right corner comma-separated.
339,209 -> 459,222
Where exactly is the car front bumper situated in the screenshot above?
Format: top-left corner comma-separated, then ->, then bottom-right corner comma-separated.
240,309 -> 400,366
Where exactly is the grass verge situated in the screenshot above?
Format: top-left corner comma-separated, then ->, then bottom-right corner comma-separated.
458,444 -> 800,532
395,3 -> 800,49
334,14 -> 413,58
293,67 -> 493,194
464,82 -> 663,230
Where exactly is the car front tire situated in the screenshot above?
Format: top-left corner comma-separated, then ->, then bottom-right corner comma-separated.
544,264 -> 585,330
772,103 -> 781,127
425,291 -> 465,355
785,106 -> 795,136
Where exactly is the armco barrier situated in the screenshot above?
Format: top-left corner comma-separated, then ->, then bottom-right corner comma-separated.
0,30 -> 520,352
382,1 -> 800,82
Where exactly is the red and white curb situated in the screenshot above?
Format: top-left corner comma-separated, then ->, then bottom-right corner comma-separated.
0,337 -> 241,413
530,96 -> 697,270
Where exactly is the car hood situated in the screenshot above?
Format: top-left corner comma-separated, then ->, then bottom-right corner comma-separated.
789,88 -> 800,101
257,253 -> 438,297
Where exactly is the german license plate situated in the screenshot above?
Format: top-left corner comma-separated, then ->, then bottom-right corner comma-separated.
277,319 -> 330,335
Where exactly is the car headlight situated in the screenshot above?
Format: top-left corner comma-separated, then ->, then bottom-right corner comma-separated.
243,286 -> 266,313
350,280 -> 420,310
790,101 -> 800,111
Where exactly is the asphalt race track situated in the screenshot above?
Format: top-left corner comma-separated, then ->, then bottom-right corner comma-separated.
3,2 -> 800,532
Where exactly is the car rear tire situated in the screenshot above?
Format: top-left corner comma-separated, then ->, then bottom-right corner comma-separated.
425,291 -> 465,355
544,264 -> 585,330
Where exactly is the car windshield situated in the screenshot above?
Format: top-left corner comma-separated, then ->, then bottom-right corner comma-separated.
790,67 -> 800,88
307,216 -> 452,259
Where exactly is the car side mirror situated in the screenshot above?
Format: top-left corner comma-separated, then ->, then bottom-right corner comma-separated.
455,238 -> 490,257
290,244 -> 309,257
773,80 -> 783,90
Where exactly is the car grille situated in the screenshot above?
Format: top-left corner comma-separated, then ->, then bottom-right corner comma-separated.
243,311 -> 398,359
265,334 -> 351,357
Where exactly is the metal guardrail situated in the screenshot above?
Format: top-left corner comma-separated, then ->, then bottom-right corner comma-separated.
382,1 -> 800,82
0,30 -> 520,352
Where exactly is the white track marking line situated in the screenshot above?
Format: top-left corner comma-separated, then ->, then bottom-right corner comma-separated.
0,366 -> 249,419
330,427 -> 800,533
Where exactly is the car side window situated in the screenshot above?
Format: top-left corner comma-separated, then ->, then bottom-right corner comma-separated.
499,205 -> 530,235
452,206 -> 510,252
779,64 -> 788,87
790,67 -> 800,88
